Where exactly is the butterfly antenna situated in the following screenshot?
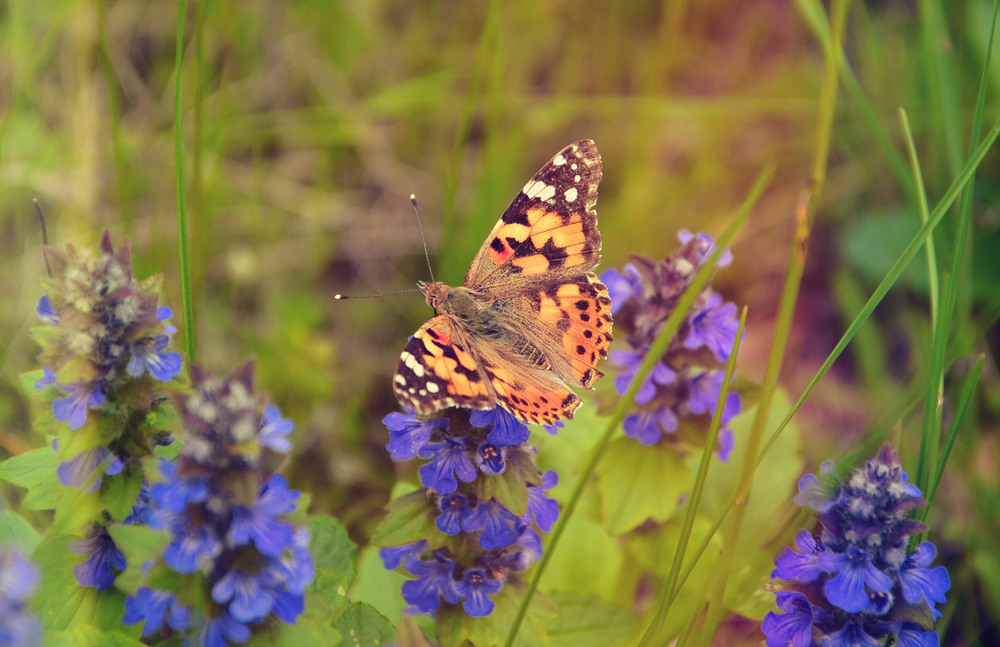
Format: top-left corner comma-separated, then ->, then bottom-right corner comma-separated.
34,199 -> 52,276
334,288 -> 422,301
411,194 -> 436,282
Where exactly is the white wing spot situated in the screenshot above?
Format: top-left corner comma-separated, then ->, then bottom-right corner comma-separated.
418,389 -> 427,396
537,184 -> 556,202
408,387 -> 416,394
426,382 -> 440,394
571,163 -> 578,170
394,375 -> 407,386
411,361 -> 425,378
574,175 -> 581,182
553,154 -> 567,166
564,187 -> 578,202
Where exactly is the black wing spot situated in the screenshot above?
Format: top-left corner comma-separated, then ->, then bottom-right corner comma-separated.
575,299 -> 589,311
490,237 -> 506,253
503,210 -> 531,227
579,313 -> 590,322
575,345 -> 586,355
583,329 -> 593,338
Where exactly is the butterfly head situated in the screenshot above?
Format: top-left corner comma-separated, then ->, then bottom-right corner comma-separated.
417,281 -> 450,310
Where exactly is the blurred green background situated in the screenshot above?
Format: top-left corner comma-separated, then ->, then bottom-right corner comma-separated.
2,1 -> 998,644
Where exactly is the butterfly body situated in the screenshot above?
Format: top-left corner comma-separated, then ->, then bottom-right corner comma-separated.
395,140 -> 612,426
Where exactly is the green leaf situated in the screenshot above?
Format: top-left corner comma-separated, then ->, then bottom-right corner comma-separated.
350,546 -> 411,626
53,484 -> 102,536
370,491 -> 438,548
595,437 -> 690,535
0,447 -> 61,511
107,524 -> 171,594
473,448 -> 535,516
308,515 -> 358,613
266,603 -> 342,647
545,592 -> 642,647
32,536 -> 134,633
21,368 -> 52,403
100,466 -> 143,522
0,509 -> 43,551
46,626 -> 147,647
439,583 -> 557,647
332,602 -> 395,647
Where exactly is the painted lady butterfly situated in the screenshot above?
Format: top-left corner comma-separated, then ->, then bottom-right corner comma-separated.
394,140 -> 613,426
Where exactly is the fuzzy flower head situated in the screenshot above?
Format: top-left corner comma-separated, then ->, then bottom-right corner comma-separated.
600,232 -> 742,457
127,364 -> 313,643
763,444 -> 951,647
33,232 -> 181,433
378,407 -> 559,617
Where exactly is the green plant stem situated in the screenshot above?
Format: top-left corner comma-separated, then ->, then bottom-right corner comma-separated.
175,0 -> 195,364
694,3 -> 849,644
639,307 -> 748,647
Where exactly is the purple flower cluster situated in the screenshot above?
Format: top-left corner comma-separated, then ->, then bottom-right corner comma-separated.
763,444 -> 951,647
32,232 -> 181,498
123,364 -> 313,646
600,231 -> 741,458
380,407 -> 558,617
0,547 -> 42,647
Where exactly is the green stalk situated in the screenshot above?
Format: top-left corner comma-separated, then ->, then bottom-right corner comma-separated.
639,307 -> 748,647
695,2 -> 849,643
175,0 -> 195,364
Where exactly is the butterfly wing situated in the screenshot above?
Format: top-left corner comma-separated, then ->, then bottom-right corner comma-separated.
395,313 -> 581,425
394,314 -> 495,416
464,139 -> 603,297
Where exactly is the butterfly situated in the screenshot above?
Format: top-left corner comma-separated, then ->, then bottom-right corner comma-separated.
394,140 -> 612,426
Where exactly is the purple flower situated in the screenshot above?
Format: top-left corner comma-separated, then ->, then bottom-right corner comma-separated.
57,446 -> 123,493
623,408 -> 679,445
763,444 -> 950,647
524,471 -> 559,533
127,335 -> 182,381
600,263 -> 643,314
462,499 -> 521,550
193,610 -> 252,647
379,540 -> 427,570
454,568 -> 503,617
123,587 -> 192,637
157,306 -> 178,335
823,622 -> 881,647
772,530 -> 823,582
611,351 -> 676,403
684,293 -> 740,361
402,551 -> 461,612
436,493 -> 474,536
34,367 -> 57,390
761,591 -> 817,647
228,475 -> 298,557
212,568 -> 275,623
898,542 -> 950,612
418,437 -> 477,494
69,529 -> 126,590
383,409 -> 448,461
52,382 -> 105,430
0,548 -> 42,646
36,295 -> 59,324
471,408 -> 530,447
258,405 -> 294,452
476,444 -> 506,475
678,230 -> 732,268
